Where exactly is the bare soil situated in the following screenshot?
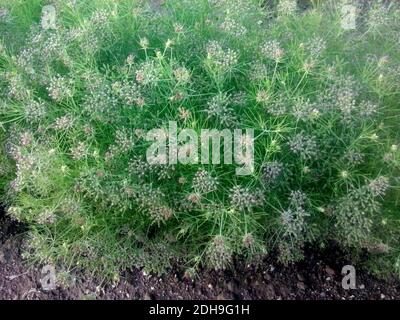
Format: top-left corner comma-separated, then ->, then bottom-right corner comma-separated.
1,211 -> 400,300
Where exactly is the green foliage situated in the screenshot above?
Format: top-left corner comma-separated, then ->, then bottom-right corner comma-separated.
0,0 -> 399,280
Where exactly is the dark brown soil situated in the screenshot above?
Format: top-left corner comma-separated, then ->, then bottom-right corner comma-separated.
1,211 -> 400,300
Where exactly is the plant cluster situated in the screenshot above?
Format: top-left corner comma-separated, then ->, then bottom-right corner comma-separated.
0,0 -> 399,281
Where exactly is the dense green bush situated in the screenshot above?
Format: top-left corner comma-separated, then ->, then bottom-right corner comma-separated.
0,0 -> 399,281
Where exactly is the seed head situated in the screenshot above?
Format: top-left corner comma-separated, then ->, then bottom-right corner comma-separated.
229,185 -> 264,211
192,169 -> 218,194
368,176 -> 389,197
261,40 -> 284,61
288,132 -> 317,161
206,235 -> 232,270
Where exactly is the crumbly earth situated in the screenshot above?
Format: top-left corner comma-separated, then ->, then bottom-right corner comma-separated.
1,213 -> 399,300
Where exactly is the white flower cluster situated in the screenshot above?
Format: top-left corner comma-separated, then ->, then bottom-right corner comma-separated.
47,75 -> 74,102
135,61 -> 160,86
0,8 -> 12,23
192,169 -> 219,194
220,17 -> 247,37
277,0 -> 297,16
288,132 -> 318,161
229,185 -> 264,211
261,40 -> 284,61
205,92 -> 237,125
206,235 -> 232,270
206,41 -> 238,72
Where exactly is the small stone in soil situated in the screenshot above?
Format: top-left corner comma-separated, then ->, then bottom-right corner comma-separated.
143,293 -> 152,300
297,274 -> 305,281
297,282 -> 306,290
325,266 -> 335,276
